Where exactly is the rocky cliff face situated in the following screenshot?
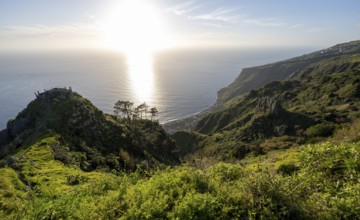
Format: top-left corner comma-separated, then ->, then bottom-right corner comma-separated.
164,40 -> 360,134
174,52 -> 360,161
217,40 -> 360,104
255,96 -> 284,116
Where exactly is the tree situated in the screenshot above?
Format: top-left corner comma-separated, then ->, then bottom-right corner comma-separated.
113,101 -> 122,117
114,100 -> 134,121
149,107 -> 158,122
133,107 -> 140,120
143,102 -> 149,119
136,102 -> 149,119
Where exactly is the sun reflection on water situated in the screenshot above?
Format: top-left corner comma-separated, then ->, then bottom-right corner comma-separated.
126,51 -> 154,103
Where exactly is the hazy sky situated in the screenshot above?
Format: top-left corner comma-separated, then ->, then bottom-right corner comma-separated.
1,0 -> 359,51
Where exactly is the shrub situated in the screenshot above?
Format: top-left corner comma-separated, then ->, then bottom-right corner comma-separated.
3,141 -> 359,220
277,163 -> 299,176
261,136 -> 298,151
206,162 -> 244,181
332,119 -> 360,143
305,123 -> 335,137
66,175 -> 88,185
170,192 -> 221,220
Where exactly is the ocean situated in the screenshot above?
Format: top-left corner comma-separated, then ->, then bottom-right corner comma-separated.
0,47 -> 314,129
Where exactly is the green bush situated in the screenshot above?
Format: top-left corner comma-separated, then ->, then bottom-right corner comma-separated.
66,174 -> 88,185
277,162 -> 299,176
305,123 -> 335,137
170,192 -> 221,220
2,142 -> 359,219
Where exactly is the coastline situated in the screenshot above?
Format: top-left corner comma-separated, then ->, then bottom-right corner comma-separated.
162,109 -> 210,134
162,100 -> 223,134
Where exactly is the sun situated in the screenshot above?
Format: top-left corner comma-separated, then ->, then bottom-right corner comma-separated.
100,0 -> 171,103
102,0 -> 167,53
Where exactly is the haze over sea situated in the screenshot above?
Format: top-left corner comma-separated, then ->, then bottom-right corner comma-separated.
0,47 -> 313,129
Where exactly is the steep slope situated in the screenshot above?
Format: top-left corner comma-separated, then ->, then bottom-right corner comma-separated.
175,53 -> 360,161
163,40 -> 360,134
0,88 -> 180,170
0,135 -> 113,215
217,40 -> 360,105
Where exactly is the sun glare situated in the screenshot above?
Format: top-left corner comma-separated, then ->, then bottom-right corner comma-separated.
126,51 -> 154,103
102,0 -> 167,53
101,0 -> 166,103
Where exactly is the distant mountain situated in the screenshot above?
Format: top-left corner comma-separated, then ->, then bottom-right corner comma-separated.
217,40 -> 360,105
174,49 -> 360,161
164,40 -> 360,134
0,88 -> 180,171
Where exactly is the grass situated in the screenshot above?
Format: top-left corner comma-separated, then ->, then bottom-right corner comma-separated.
241,146 -> 301,170
0,167 -> 27,216
1,140 -> 359,219
11,135 -> 114,196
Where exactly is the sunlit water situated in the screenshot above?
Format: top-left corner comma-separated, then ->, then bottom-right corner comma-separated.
0,47 -> 314,129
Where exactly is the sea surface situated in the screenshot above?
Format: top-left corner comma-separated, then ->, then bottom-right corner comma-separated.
0,47 -> 314,129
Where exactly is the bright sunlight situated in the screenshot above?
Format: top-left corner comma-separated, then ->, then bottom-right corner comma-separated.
102,0 -> 167,53
126,52 -> 154,103
101,0 -> 168,103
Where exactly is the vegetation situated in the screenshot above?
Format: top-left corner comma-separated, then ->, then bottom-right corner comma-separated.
114,100 -> 158,122
217,40 -> 360,104
164,40 -> 360,133
1,41 -> 360,219
0,139 -> 359,219
176,53 -> 360,161
114,100 -> 134,121
0,88 -> 180,171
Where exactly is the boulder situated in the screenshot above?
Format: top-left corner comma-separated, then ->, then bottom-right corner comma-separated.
256,96 -> 284,116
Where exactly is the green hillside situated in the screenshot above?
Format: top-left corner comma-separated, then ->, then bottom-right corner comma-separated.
1,41 -> 360,219
217,40 -> 360,104
163,40 -> 360,134
177,53 -> 360,161
0,88 -> 180,171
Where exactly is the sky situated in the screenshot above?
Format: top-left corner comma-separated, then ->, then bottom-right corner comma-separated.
0,0 -> 359,52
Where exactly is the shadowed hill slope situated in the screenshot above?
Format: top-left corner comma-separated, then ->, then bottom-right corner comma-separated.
0,88 -> 180,171
164,40 -> 360,134
174,53 -> 360,161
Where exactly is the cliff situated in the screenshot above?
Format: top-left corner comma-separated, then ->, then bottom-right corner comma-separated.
164,40 -> 360,134
174,53 -> 360,161
217,40 -> 360,104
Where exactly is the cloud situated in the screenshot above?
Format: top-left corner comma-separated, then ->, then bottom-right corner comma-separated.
200,22 -> 225,28
305,27 -> 325,32
0,23 -> 101,51
166,3 -> 289,28
188,8 -> 286,27
0,23 -> 100,38
189,7 -> 239,23
290,24 -> 305,28
166,1 -> 200,16
241,18 -> 286,27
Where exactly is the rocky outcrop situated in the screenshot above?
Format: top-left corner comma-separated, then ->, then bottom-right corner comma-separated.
7,117 -> 29,138
256,96 -> 284,116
